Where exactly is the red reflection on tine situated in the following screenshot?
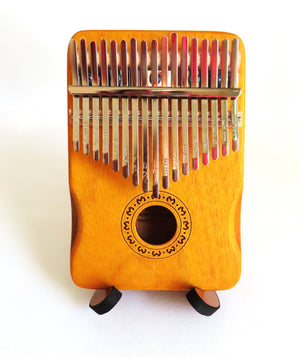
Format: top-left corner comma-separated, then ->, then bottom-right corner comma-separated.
100,39 -> 108,86
90,41 -> 98,85
211,40 -> 219,89
80,39 -> 88,86
120,40 -> 128,87
191,38 -> 198,88
151,40 -> 158,87
130,38 -> 138,87
110,40 -> 118,87
181,36 -> 188,88
171,33 -> 178,87
201,39 -> 208,89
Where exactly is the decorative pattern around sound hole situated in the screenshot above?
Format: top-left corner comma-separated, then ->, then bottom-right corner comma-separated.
121,191 -> 192,259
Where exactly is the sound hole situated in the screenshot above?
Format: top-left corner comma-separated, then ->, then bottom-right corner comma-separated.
135,205 -> 177,245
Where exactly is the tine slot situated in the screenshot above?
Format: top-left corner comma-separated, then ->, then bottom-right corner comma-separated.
121,40 -> 129,178
181,36 -> 189,175
90,41 -> 100,161
111,40 -> 119,172
80,39 -> 89,155
201,39 -> 209,165
101,39 -> 109,164
211,39 -> 219,160
191,38 -> 199,170
131,38 -> 139,186
221,39 -> 229,156
69,39 -> 80,152
171,33 -> 179,182
231,38 -> 239,152
141,41 -> 149,192
151,40 -> 159,197
161,36 -> 169,189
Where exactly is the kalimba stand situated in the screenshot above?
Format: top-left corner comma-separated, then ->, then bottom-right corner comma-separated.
88,286 -> 220,316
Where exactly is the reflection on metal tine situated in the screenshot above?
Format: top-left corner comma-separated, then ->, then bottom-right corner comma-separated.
80,39 -> 89,155
131,38 -> 139,186
181,36 -> 189,175
221,39 -> 229,156
101,39 -> 109,164
79,39 -> 88,85
151,39 -> 159,197
171,33 -> 179,181
161,36 -> 169,189
90,41 -> 100,161
69,39 -> 80,152
121,40 -> 129,178
141,41 -> 149,192
201,39 -> 209,165
231,38 -> 239,152
211,39 -> 219,160
191,38 -> 199,170
111,40 -> 119,172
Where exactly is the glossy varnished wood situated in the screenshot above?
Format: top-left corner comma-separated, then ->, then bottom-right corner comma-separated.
67,30 -> 245,291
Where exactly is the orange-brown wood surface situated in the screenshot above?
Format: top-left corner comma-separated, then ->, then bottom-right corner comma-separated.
67,30 -> 245,291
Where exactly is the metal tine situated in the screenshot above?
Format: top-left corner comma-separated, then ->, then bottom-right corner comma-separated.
69,39 -> 80,152
90,41 -> 100,161
171,33 -> 179,182
100,39 -> 109,164
201,39 -> 209,165
80,39 -> 89,155
231,38 -> 239,152
191,38 -> 199,170
111,40 -> 119,172
131,38 -> 139,186
121,40 -> 129,178
211,39 -> 219,160
141,41 -> 149,192
151,40 -> 159,198
221,39 -> 229,156
161,36 -> 169,189
181,36 -> 189,175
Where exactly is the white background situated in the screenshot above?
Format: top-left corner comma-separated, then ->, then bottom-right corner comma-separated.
1,1 -> 299,356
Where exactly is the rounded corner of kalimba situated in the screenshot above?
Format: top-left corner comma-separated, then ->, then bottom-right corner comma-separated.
68,29 -> 87,42
226,266 -> 242,291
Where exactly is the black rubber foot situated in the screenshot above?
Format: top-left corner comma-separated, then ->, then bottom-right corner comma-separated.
89,286 -> 122,315
186,288 -> 220,316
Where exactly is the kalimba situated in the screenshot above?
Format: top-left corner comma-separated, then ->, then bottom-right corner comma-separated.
67,30 -> 245,316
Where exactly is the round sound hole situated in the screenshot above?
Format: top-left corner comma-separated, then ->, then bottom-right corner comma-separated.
135,205 -> 177,245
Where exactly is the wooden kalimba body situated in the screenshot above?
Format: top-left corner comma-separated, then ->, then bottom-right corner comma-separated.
67,30 -> 245,316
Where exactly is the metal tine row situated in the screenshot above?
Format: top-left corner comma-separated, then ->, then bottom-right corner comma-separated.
220,38 -> 239,155
80,40 -> 89,155
230,39 -> 240,152
181,36 -> 189,175
69,35 -> 240,197
191,38 -> 199,170
69,39 -> 80,152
